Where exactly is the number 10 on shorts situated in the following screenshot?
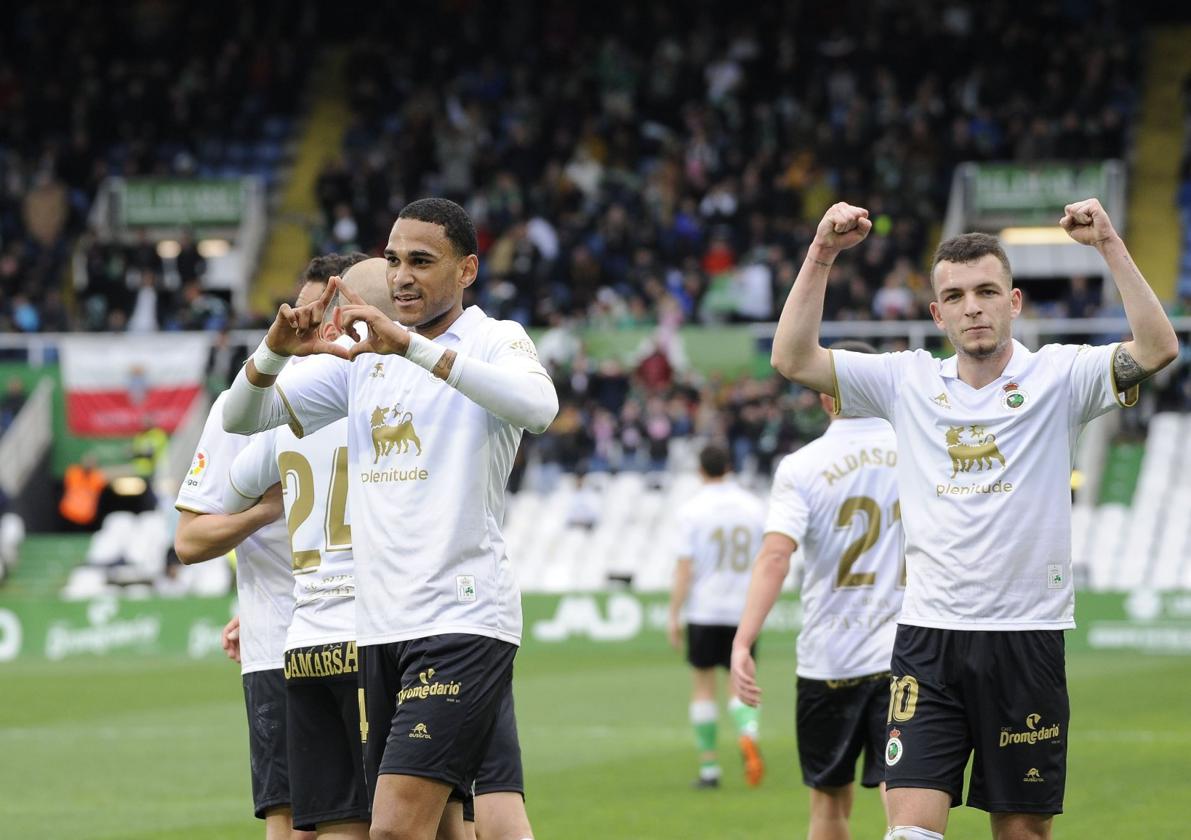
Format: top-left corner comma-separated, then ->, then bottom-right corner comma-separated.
888,675 -> 919,723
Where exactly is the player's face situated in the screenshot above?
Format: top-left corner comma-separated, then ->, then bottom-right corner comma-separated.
929,255 -> 1021,360
296,280 -> 326,308
384,218 -> 478,335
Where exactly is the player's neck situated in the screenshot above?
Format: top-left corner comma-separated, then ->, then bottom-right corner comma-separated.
955,341 -> 1014,390
414,302 -> 465,341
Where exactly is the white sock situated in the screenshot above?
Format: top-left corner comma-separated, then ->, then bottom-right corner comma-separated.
689,699 -> 717,725
884,827 -> 944,840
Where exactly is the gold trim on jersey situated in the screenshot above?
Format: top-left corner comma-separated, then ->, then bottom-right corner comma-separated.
828,350 -> 843,416
174,503 -> 213,515
1108,342 -> 1140,409
227,474 -> 257,501
275,383 -> 306,438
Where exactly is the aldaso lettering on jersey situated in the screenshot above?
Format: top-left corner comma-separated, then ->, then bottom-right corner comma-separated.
284,640 -> 358,680
821,447 -> 897,485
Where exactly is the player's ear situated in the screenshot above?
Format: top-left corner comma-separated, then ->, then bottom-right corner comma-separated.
319,322 -> 340,342
457,253 -> 479,290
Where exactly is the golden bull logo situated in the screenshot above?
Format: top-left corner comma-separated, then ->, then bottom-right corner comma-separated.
945,425 -> 1006,477
370,405 -> 422,463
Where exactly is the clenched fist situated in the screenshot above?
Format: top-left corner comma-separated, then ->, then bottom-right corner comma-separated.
813,202 -> 873,255
1059,198 -> 1120,249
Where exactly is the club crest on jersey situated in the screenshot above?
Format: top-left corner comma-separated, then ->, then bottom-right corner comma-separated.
1001,381 -> 1028,410
944,425 -> 1006,478
369,405 -> 423,463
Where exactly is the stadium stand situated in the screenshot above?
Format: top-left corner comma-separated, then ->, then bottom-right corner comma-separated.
0,1 -> 312,332
0,0 -> 1183,603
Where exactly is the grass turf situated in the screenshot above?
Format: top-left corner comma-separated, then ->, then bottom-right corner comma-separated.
2,644 -> 1190,838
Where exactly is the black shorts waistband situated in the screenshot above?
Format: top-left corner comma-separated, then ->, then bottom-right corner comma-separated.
284,640 -> 359,681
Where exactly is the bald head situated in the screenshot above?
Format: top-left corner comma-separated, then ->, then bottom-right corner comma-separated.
323,257 -> 397,322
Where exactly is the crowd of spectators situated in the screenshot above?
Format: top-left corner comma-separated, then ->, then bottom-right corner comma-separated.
0,1 -> 313,332
320,0 -> 1140,331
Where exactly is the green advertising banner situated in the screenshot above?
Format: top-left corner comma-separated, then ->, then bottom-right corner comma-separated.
0,590 -> 1188,664
970,163 -> 1107,224
119,178 -> 244,227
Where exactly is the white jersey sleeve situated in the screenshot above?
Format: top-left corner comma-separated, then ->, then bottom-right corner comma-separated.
173,391 -> 294,674
485,319 -> 551,375
176,392 -> 243,515
764,457 -> 810,547
1063,342 -> 1139,424
224,428 -> 282,513
273,353 -> 351,439
832,349 -> 911,421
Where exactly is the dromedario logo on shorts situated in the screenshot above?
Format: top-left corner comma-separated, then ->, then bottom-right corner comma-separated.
397,667 -> 463,705
999,713 -> 1061,748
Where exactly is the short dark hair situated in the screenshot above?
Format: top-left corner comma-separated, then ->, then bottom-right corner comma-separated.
698,443 -> 731,479
930,233 -> 1012,289
302,254 -> 343,284
341,251 -> 370,270
398,198 -> 478,257
829,339 -> 878,355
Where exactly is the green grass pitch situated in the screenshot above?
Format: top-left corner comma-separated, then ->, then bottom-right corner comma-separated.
2,644 -> 1190,838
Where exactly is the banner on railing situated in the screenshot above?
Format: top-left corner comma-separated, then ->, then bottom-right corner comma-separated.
1,591 -> 1187,663
59,334 -> 211,436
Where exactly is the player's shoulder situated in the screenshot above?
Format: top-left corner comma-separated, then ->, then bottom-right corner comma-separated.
1035,341 -> 1113,364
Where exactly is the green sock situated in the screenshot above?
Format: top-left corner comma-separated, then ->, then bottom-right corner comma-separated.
690,700 -> 718,753
728,696 -> 760,739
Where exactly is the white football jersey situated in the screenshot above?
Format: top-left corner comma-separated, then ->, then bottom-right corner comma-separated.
833,340 -> 1135,631
674,480 -> 766,626
225,417 -> 355,651
271,306 -> 548,647
767,418 -> 902,680
175,392 -> 294,674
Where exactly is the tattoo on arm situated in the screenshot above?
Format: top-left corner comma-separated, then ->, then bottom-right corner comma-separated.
1113,345 -> 1152,391
431,349 -> 457,381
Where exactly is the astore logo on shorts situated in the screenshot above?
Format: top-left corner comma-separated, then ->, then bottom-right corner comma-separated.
1023,767 -> 1045,783
409,723 -> 432,740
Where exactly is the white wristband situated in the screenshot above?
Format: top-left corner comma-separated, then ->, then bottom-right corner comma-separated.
404,332 -> 447,373
252,339 -> 289,376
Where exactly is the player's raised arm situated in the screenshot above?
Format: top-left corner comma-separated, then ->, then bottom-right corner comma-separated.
335,283 -> 559,434
1060,198 -> 1179,387
771,203 -> 872,393
224,278 -> 348,436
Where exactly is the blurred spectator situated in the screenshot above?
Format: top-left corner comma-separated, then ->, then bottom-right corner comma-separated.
59,455 -> 107,528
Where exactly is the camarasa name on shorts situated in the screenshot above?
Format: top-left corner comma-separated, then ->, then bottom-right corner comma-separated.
284,641 -> 358,680
821,447 -> 897,485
